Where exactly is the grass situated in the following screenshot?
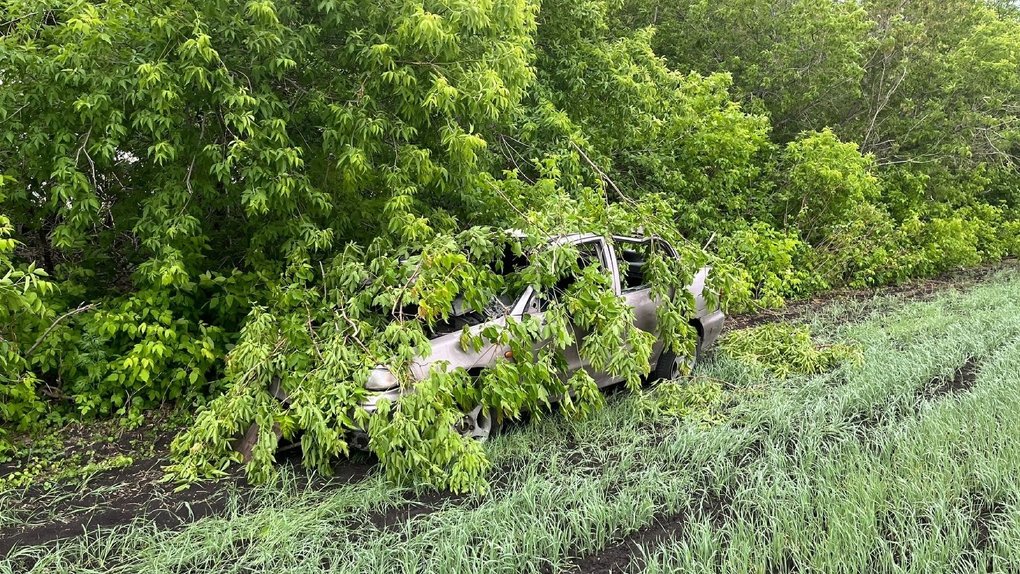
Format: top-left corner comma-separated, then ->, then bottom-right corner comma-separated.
3,267 -> 1020,573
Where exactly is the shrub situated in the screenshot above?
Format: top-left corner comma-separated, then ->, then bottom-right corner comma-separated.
0,185 -> 55,453
899,210 -> 995,277
813,202 -> 914,288
780,129 -> 881,244
717,223 -> 822,309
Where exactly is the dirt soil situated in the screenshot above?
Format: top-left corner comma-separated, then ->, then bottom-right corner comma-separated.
0,416 -> 376,557
559,488 -> 732,574
1,260 -> 1016,561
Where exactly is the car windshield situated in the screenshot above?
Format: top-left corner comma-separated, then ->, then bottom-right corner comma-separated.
422,245 -> 531,336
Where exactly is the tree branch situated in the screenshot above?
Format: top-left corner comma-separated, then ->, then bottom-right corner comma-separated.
26,302 -> 97,357
570,141 -> 636,206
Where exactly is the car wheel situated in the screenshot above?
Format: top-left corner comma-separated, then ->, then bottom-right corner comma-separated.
651,342 -> 700,383
459,404 -> 498,441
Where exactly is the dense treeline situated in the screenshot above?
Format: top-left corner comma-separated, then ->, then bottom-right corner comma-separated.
1,0 -> 1018,487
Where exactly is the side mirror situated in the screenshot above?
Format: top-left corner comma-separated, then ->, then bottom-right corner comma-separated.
513,287 -> 545,316
526,294 -> 541,315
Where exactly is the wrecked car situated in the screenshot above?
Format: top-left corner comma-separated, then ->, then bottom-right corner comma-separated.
359,233 -> 725,440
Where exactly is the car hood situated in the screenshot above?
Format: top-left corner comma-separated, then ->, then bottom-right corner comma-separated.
409,316 -> 509,380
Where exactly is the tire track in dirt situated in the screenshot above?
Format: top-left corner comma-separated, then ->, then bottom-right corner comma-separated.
556,352 -> 995,574
557,485 -> 734,574
916,356 -> 981,402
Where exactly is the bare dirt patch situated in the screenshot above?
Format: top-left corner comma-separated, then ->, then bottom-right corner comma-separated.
1,458 -> 238,555
557,475 -> 735,573
365,490 -> 466,532
562,514 -> 692,573
917,357 -> 981,402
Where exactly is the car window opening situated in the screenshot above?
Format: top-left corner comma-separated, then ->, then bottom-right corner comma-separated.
540,241 -> 606,310
617,239 -> 655,291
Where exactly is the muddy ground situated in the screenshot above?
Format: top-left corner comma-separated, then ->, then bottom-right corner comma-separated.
0,416 -> 377,556
1,260 -> 1015,564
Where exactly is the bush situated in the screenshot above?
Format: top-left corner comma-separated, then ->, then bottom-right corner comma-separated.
813,202 -> 913,288
0,186 -> 55,454
779,129 -> 881,245
718,223 -> 822,309
56,291 -> 229,423
897,204 -> 1016,278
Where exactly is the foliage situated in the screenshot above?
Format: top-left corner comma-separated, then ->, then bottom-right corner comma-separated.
0,446 -> 133,493
810,202 -> 912,289
717,223 -> 820,309
720,323 -> 861,379
637,378 -> 725,425
621,0 -> 1020,180
0,0 -> 544,487
0,182 -> 55,452
616,0 -> 874,141
1,0 -> 537,277
166,202 -> 740,491
2,0 -> 1020,492
533,0 -> 773,239
779,129 -> 881,245
611,0 -> 1020,289
854,1 -> 1020,174
48,277 -> 251,424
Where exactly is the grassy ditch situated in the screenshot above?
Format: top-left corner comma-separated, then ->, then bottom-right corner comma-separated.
3,268 -> 1020,573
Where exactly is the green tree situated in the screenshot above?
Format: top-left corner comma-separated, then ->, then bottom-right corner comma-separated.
0,0 -> 537,411
2,0 -> 741,489
532,0 -> 773,238
857,1 -> 1020,173
615,0 -> 873,141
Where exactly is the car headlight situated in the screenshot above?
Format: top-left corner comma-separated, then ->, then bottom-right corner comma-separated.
365,366 -> 399,391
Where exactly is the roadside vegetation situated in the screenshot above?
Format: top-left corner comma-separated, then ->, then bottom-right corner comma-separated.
6,1 -> 1020,569
3,0 -> 1020,495
3,261 -> 1019,572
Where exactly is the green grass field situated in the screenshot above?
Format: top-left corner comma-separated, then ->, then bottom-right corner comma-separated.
4,267 -> 1020,573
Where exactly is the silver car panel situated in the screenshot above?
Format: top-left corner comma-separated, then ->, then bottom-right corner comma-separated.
376,233 -> 724,402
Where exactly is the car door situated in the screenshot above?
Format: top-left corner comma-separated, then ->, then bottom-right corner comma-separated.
541,237 -> 618,386
615,237 -> 660,373
614,236 -> 677,373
